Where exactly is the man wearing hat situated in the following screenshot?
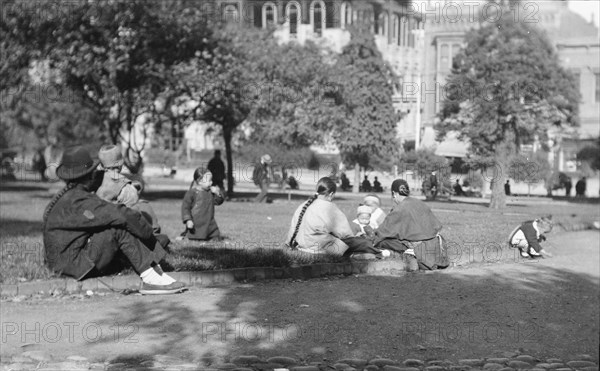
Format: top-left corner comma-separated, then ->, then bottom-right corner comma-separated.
252,154 -> 272,203
43,146 -> 186,295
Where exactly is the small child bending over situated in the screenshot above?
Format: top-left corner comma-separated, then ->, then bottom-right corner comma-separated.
350,205 -> 376,240
181,167 -> 224,241
508,215 -> 553,258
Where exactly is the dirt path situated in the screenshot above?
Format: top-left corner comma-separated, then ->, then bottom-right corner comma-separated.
1,231 -> 598,365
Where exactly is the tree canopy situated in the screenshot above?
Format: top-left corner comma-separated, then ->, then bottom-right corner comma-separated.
436,11 -> 579,208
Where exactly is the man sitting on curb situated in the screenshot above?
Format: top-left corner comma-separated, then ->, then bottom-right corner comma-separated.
42,146 -> 186,295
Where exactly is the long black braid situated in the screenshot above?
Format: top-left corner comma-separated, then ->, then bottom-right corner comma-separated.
288,177 -> 336,248
43,182 -> 77,226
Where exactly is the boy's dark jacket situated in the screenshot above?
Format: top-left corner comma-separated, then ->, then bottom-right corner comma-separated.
43,184 -> 154,279
509,220 -> 546,252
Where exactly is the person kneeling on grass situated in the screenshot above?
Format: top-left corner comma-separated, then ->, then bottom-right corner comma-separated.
508,215 -> 553,258
285,177 -> 389,258
373,179 -> 449,272
43,146 -> 186,295
180,167 -> 224,241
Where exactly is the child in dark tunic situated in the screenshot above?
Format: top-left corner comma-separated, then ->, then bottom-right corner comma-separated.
508,216 -> 553,258
181,167 -> 224,240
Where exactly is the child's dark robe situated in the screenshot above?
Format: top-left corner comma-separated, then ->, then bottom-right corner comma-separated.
181,187 -> 224,240
374,197 -> 448,269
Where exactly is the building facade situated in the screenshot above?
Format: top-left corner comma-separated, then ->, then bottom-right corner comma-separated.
422,0 -> 599,172
200,0 -> 425,152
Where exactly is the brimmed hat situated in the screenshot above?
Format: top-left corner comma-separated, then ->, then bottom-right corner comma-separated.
98,144 -> 124,168
357,205 -> 372,216
56,146 -> 99,181
261,154 -> 272,164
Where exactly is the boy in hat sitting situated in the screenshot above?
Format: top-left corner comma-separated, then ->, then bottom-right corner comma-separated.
508,215 -> 554,258
351,205 -> 377,240
363,194 -> 386,229
96,145 -> 138,206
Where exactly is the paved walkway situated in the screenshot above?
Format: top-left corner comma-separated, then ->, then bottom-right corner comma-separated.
1,231 -> 598,371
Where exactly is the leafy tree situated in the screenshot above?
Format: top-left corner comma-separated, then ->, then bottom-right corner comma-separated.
3,0 -> 212,172
329,26 -> 400,192
436,9 -> 579,208
577,139 -> 600,172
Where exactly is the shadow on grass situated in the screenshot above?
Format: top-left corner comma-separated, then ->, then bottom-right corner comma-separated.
0,219 -> 45,238
95,262 -> 599,366
166,243 -> 348,271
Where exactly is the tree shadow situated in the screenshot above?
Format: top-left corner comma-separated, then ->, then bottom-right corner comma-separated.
95,261 -> 598,367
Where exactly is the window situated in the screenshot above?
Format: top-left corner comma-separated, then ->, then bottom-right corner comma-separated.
341,2 -> 352,28
310,1 -> 325,36
223,4 -> 239,23
400,16 -> 407,46
451,43 -> 461,68
286,2 -> 300,37
377,12 -> 388,37
262,2 -> 277,29
595,72 -> 600,103
392,15 -> 399,44
440,44 -> 449,72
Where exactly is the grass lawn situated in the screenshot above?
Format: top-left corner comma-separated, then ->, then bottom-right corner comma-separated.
1,181 -> 599,284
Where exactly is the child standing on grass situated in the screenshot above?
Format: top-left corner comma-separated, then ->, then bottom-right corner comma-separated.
181,167 -> 224,241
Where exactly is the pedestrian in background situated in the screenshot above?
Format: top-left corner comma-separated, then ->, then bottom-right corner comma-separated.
253,154 -> 272,203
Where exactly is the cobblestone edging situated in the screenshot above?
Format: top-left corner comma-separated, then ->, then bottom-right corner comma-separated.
1,351 -> 598,371
0,260 -> 407,298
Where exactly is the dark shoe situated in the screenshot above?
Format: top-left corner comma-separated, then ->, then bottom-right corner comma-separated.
139,281 -> 187,295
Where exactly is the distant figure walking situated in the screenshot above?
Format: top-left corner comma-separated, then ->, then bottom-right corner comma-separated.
565,177 -> 572,197
207,150 -> 226,194
504,180 -> 511,196
253,154 -> 272,203
453,180 -> 464,196
361,176 -> 372,193
575,177 -> 587,198
429,171 -> 438,200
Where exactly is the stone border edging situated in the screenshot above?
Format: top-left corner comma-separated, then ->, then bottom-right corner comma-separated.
0,260 -> 406,298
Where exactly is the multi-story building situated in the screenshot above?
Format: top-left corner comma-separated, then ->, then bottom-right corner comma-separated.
421,0 -> 599,172
190,0 -> 425,153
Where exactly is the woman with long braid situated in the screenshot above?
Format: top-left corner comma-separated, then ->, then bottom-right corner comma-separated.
374,179 -> 449,272
43,146 -> 186,295
286,177 -> 385,257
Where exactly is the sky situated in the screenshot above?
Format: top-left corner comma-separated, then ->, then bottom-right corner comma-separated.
567,0 -> 599,27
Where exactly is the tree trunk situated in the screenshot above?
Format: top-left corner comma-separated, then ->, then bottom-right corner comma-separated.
353,163 -> 360,193
223,126 -> 234,196
489,155 -> 508,209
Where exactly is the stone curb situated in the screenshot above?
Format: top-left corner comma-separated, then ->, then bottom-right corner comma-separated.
0,260 -> 406,298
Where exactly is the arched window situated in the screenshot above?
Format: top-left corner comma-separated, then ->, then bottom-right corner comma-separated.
310,0 -> 326,36
341,2 -> 352,28
223,4 -> 239,23
286,2 -> 300,37
262,2 -> 277,29
392,15 -> 399,44
377,12 -> 388,37
400,16 -> 407,46
408,17 -> 414,47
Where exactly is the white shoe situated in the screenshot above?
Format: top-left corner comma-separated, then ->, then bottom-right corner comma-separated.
528,248 -> 541,257
381,249 -> 391,258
